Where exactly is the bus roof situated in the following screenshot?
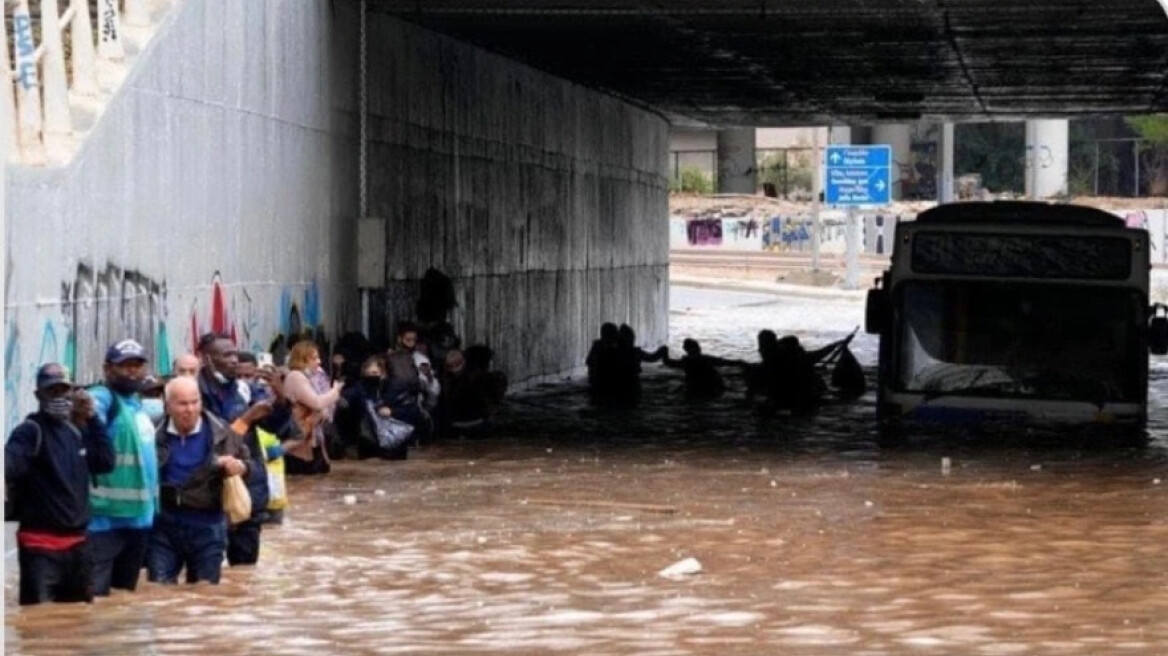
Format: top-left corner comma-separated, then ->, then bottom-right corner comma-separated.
915,201 -> 1123,228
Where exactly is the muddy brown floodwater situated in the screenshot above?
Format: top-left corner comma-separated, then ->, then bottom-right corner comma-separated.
8,287 -> 1168,655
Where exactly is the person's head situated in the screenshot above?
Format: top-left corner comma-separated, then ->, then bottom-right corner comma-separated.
445,349 -> 466,376
236,352 -> 258,383
198,333 -> 238,384
173,353 -> 200,378
361,356 -> 385,379
757,330 -> 777,351
600,323 -> 619,343
104,339 -> 150,396
288,340 -> 321,372
35,363 -> 74,420
164,376 -> 202,434
777,335 -> 802,354
617,324 -> 636,347
140,377 -> 166,422
140,376 -> 165,399
396,321 -> 419,352
413,351 -> 433,378
682,338 -> 701,357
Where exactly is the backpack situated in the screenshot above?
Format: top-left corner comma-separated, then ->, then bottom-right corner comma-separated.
5,390 -> 121,522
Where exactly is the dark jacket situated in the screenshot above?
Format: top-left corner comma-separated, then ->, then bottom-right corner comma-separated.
198,374 -> 249,424
5,413 -> 115,533
239,401 -> 301,517
155,411 -> 259,512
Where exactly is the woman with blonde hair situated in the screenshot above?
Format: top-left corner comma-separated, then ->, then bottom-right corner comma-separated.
282,340 -> 342,475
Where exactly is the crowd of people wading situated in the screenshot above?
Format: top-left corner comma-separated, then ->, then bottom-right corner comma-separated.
5,265 -> 863,606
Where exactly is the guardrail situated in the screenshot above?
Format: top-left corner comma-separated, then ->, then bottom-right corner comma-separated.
3,0 -> 162,165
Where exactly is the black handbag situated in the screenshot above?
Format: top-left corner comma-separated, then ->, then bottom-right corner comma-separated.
365,401 -> 414,450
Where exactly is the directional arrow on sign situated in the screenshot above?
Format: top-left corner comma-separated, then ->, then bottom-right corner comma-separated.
829,151 -> 842,164
875,179 -> 886,192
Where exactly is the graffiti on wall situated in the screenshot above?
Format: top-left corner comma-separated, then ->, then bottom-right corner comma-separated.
4,259 -> 341,431
188,272 -> 239,352
671,212 -> 903,256
60,262 -> 170,385
270,280 -> 328,365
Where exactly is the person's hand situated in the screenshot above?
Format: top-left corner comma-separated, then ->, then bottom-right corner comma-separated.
376,406 -> 393,418
217,455 -> 247,477
241,400 -> 274,425
332,381 -> 344,394
71,389 -> 95,422
656,345 -> 669,357
259,367 -> 284,400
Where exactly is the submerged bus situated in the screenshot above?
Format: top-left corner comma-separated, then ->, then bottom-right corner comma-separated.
865,201 -> 1168,433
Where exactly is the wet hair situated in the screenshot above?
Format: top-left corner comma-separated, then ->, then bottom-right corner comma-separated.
237,352 -> 257,365
360,355 -> 385,376
197,332 -> 232,354
682,338 -> 701,356
287,340 -> 319,371
600,323 -> 618,342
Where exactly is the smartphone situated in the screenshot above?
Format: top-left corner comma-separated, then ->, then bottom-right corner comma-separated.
257,352 -> 275,368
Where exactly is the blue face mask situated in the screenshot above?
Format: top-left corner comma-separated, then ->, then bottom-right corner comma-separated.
141,398 -> 165,424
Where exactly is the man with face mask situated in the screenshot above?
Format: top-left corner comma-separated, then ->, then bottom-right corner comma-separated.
87,339 -> 159,596
5,364 -> 115,605
197,333 -> 250,422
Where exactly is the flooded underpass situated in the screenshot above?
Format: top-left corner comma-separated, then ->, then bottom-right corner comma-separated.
8,285 -> 1168,655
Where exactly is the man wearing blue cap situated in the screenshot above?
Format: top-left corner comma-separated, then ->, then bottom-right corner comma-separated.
5,363 -> 115,605
87,339 -> 159,596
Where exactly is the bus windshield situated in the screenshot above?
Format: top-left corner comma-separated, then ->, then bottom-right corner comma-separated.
897,282 -> 1144,404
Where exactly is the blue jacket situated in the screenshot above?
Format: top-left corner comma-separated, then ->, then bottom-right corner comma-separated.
198,374 -> 249,424
6,412 -> 115,533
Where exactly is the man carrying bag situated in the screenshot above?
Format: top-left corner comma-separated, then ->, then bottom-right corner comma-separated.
147,377 -> 266,585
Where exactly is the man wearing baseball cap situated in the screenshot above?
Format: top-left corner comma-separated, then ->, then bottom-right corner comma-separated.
86,339 -> 160,596
5,363 -> 114,605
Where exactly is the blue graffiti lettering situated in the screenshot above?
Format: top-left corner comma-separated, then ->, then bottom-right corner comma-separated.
14,15 -> 35,57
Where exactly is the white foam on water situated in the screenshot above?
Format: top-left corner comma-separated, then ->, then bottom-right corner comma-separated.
773,579 -> 817,590
520,609 -> 607,626
979,643 -> 1033,654
478,571 -> 535,584
897,635 -> 950,647
702,610 -> 764,626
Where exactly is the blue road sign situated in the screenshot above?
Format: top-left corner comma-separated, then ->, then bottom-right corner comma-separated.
825,145 -> 892,206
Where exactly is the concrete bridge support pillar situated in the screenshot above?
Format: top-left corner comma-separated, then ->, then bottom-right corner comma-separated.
716,128 -> 756,194
939,122 -> 955,203
1025,119 -> 1069,199
870,123 -> 912,201
828,125 -> 852,144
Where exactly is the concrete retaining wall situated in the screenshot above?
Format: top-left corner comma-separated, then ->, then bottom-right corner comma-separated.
4,0 -> 360,429
365,16 -> 670,386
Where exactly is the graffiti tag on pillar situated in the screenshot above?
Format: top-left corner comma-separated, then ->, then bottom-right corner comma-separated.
99,0 -> 120,49
12,11 -> 38,90
1027,145 -> 1054,169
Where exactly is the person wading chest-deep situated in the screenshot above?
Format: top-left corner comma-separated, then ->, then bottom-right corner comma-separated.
6,363 -> 115,605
